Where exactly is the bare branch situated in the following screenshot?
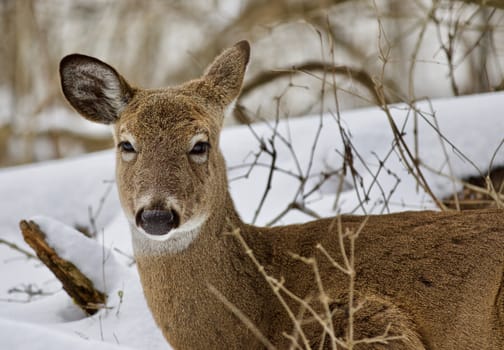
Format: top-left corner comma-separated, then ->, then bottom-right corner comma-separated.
237,62 -> 385,124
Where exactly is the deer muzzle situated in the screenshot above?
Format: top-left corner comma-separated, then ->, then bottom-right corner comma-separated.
136,208 -> 180,236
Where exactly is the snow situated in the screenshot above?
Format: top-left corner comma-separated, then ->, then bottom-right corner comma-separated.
32,215 -> 124,294
1,91 -> 503,349
0,318 -> 135,350
1,217 -> 167,349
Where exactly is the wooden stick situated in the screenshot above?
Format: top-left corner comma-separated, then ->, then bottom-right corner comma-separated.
19,220 -> 106,315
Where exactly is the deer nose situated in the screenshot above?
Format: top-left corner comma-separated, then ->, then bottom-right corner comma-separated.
136,208 -> 180,236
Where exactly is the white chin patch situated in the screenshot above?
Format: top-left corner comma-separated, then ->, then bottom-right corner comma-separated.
132,215 -> 207,255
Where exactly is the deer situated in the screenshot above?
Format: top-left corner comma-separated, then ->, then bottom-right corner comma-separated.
59,41 -> 504,349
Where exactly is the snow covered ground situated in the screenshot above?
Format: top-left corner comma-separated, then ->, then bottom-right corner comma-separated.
0,92 -> 503,349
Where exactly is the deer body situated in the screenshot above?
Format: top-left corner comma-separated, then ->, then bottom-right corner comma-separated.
60,41 -> 504,349
134,209 -> 504,349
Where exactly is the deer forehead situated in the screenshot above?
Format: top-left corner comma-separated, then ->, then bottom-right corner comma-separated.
114,92 -> 219,146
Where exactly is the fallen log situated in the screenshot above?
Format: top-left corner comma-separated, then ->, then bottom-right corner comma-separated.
19,220 -> 106,315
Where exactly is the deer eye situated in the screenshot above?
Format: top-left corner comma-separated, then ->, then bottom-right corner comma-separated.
118,141 -> 136,153
190,141 -> 210,155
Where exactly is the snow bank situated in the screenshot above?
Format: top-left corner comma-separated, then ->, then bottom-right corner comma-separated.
226,92 -> 504,223
1,91 -> 503,349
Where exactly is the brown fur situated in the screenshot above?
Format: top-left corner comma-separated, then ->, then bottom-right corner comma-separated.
60,41 -> 504,349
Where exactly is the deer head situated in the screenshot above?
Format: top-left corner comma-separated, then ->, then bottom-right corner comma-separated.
60,41 -> 250,253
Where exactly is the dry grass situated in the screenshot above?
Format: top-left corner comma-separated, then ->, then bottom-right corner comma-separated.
212,216 -> 410,349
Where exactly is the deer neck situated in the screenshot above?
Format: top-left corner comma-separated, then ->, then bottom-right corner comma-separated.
131,190 -> 271,347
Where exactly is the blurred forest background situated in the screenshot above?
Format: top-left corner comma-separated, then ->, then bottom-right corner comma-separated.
1,0 -> 503,167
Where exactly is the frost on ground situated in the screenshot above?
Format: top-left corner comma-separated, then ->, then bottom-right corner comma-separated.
0,92 -> 503,349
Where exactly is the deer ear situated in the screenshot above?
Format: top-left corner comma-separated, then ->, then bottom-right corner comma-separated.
59,54 -> 134,124
203,40 -> 250,107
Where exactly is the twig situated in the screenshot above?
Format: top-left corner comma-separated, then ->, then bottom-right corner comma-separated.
228,225 -> 312,349
116,288 -> 124,317
236,62 -> 386,124
252,136 -> 278,224
432,1 -> 461,96
208,284 -> 276,350
426,100 -> 460,210
8,283 -> 55,300
88,181 -> 115,237
113,247 -> 136,266
289,253 -> 338,350
0,238 -> 38,260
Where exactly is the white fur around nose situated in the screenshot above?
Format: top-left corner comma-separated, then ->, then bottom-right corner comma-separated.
134,194 -> 181,216
132,214 -> 207,256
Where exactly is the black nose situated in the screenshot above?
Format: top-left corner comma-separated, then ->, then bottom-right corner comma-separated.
136,208 -> 180,236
